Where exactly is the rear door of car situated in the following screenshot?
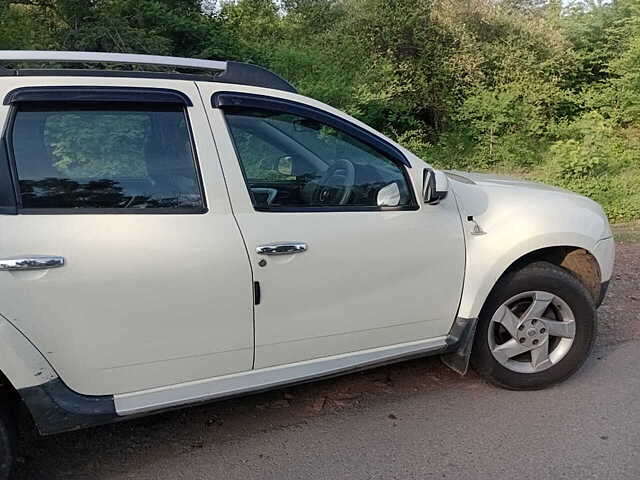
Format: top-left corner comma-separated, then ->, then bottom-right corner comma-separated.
0,77 -> 254,396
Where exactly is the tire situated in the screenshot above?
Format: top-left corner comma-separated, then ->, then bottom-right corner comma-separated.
471,261 -> 597,390
0,398 -> 16,480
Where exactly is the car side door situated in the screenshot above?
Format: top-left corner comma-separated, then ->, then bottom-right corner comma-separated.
200,86 -> 466,369
0,78 -> 254,396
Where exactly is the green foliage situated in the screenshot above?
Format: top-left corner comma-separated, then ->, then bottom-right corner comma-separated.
3,0 -> 640,220
45,112 -> 149,178
2,0 -> 228,57
538,111 -> 640,221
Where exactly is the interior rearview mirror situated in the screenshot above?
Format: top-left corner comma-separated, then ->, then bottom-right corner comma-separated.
423,168 -> 448,204
377,182 -> 401,207
277,155 -> 294,176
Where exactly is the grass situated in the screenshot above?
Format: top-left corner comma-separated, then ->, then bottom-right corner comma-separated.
612,221 -> 640,243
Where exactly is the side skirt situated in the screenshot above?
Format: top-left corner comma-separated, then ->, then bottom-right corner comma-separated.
19,317 -> 477,435
114,336 -> 449,416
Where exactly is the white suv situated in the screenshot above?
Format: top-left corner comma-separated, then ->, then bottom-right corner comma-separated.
0,51 -> 614,478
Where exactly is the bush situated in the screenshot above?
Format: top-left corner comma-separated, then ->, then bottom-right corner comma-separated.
536,112 -> 640,221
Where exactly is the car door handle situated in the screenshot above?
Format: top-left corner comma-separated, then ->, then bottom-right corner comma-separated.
0,256 -> 65,271
256,243 -> 308,256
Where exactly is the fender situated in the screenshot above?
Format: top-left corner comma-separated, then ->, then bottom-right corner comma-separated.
447,172 -> 613,320
458,233 -> 600,319
0,314 -> 57,390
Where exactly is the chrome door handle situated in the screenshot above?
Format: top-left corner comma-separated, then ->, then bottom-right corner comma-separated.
0,256 -> 65,271
256,243 -> 307,256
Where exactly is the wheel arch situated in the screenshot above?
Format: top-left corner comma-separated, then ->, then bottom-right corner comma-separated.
0,316 -> 118,435
0,315 -> 58,428
458,237 -> 605,320
0,316 -> 58,392
505,246 -> 601,301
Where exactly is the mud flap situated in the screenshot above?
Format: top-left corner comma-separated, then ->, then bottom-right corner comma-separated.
441,317 -> 478,375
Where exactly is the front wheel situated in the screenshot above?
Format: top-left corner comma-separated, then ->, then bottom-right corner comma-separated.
471,261 -> 597,390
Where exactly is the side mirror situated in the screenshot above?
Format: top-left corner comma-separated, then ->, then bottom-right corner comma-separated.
376,182 -> 401,207
423,168 -> 448,204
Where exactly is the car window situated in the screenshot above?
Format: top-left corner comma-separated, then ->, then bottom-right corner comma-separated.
225,109 -> 413,210
227,121 -> 293,181
11,104 -> 204,211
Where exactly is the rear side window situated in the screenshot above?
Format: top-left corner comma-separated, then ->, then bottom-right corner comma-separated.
10,104 -> 204,211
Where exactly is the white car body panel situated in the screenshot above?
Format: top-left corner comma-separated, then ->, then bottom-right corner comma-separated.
593,236 -> 615,282
0,77 -> 255,395
447,172 -> 614,319
198,82 -> 466,369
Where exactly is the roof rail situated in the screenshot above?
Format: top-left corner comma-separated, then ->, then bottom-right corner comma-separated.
0,51 -> 297,94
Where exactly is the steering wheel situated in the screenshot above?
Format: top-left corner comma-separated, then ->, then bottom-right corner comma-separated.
311,159 -> 356,206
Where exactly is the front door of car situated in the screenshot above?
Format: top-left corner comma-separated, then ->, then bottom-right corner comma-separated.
203,88 -> 466,369
0,80 -> 254,396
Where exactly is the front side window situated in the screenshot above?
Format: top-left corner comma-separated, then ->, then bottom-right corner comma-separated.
225,109 -> 413,210
11,104 -> 204,211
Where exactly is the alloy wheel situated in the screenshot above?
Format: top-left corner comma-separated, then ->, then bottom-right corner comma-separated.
488,291 -> 577,373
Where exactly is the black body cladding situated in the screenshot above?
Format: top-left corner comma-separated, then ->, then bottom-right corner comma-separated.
18,379 -> 117,435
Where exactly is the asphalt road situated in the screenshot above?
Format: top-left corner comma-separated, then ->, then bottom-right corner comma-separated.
15,243 -> 640,480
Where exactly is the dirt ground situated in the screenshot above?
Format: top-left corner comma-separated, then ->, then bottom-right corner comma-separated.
599,225 -> 640,346
13,228 -> 640,479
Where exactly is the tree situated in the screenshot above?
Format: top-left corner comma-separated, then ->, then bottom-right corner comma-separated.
4,0 -> 222,57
